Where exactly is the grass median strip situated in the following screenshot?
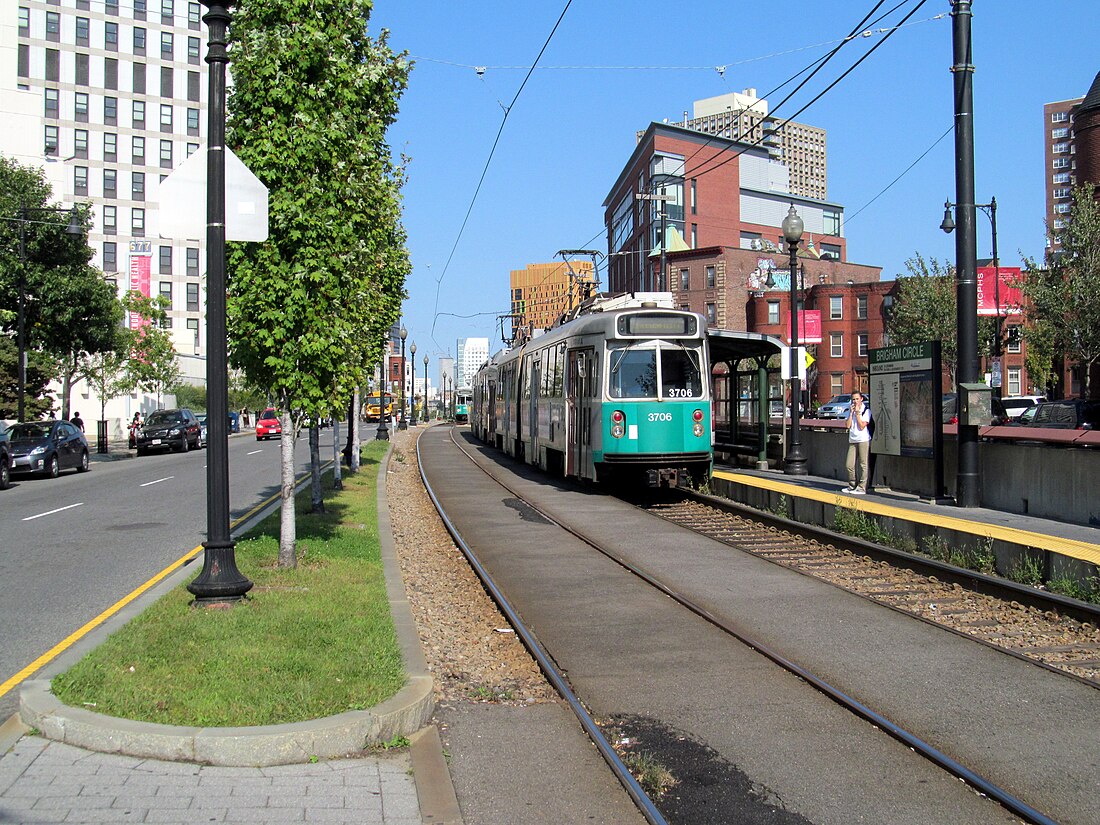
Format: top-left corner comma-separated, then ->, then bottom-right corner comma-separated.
52,441 -> 405,728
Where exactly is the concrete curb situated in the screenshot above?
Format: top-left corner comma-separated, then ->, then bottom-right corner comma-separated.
17,434 -> 440,771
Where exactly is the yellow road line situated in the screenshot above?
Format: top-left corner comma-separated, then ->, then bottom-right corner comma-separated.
712,469 -> 1100,566
0,463 -> 328,700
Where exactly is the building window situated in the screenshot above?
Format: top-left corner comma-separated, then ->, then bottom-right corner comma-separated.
1007,366 -> 1021,396
134,0 -> 146,19
161,65 -> 174,97
767,301 -> 780,325
186,317 -> 199,348
75,16 -> 89,45
161,31 -> 173,58
188,70 -> 200,102
690,178 -> 697,215
18,6 -> 29,33
44,125 -> 59,155
133,62 -> 146,93
705,265 -> 715,288
188,36 -> 200,64
160,103 -> 173,131
857,333 -> 868,357
18,44 -> 30,78
104,21 -> 118,50
705,302 -> 716,325
161,0 -> 174,22
830,374 -> 843,396
104,57 -> 118,89
133,100 -> 145,127
829,295 -> 843,319
158,280 -> 172,309
186,282 -> 200,312
857,294 -> 868,320
186,108 -> 200,135
132,171 -> 145,200
1053,172 -> 1071,184
823,208 -> 841,236
48,48 -> 62,82
104,96 -> 117,124
104,132 -> 117,161
1006,325 -> 1022,353
679,269 -> 689,290
103,242 -> 117,272
105,0 -> 118,14
44,88 -> 59,118
1055,203 -> 1071,214
691,223 -> 698,247
186,142 -> 198,157
45,10 -> 60,40
1052,142 -> 1069,154
830,332 -> 843,358
188,1 -> 201,28
1053,157 -> 1070,169
1051,111 -> 1068,123
133,26 -> 146,54
73,92 -> 91,122
103,169 -> 116,197
186,247 -> 199,276
821,242 -> 842,261
1053,187 -> 1071,199
74,129 -> 88,158
74,166 -> 88,195
1051,127 -> 1069,139
133,136 -> 146,164
103,205 -> 117,233
132,208 -> 146,236
159,139 -> 173,167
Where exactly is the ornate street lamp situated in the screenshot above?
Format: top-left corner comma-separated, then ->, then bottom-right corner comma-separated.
398,326 -> 408,430
782,205 -> 808,475
12,205 -> 83,423
408,341 -> 417,426
187,0 -> 252,604
375,357 -> 389,441
424,355 -> 429,422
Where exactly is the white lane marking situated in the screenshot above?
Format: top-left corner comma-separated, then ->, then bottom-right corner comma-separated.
246,450 -> 263,456
139,476 -> 174,487
23,502 -> 84,522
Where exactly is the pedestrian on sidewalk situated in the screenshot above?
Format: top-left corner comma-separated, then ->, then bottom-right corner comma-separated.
843,390 -> 871,494
70,411 -> 85,433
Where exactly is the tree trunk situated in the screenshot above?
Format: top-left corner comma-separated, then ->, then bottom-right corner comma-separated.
277,408 -> 297,568
351,387 -> 361,473
61,370 -> 73,421
309,424 -> 324,513
332,417 -> 343,490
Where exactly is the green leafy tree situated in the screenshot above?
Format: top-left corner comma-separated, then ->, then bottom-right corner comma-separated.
1021,317 -> 1059,397
122,293 -> 181,408
226,0 -> 411,566
0,337 -> 55,419
83,344 -> 132,430
0,155 -> 118,419
1019,183 -> 1100,398
886,254 -> 995,389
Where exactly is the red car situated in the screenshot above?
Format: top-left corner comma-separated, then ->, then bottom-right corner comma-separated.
255,408 -> 282,441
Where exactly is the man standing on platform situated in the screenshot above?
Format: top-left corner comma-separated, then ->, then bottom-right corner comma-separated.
843,391 -> 871,495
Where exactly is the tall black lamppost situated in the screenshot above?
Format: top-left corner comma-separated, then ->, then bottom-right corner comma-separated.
946,0 -> 981,507
423,355 -> 429,421
408,341 -> 417,425
941,195 -> 1001,398
375,358 -> 389,440
187,0 -> 252,604
12,205 -> 83,422
782,205 -> 808,475
398,326 -> 408,430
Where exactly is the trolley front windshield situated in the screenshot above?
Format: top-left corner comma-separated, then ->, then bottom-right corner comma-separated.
608,344 -> 704,400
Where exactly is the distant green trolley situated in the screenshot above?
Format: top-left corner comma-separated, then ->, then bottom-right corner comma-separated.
471,296 -> 711,487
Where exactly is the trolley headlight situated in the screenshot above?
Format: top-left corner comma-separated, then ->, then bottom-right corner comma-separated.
611,409 -> 625,439
692,409 -> 705,437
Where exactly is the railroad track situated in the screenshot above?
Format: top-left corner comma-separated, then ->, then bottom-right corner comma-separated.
634,490 -> 1100,687
428,428 -> 1067,825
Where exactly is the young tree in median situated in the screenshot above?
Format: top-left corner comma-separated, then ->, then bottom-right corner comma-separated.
226,0 -> 411,567
1019,183 -> 1100,398
123,293 -> 181,409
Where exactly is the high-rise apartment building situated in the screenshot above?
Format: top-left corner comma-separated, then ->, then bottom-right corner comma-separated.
509,259 -> 595,340
4,0 -> 209,417
677,90 -> 828,201
455,337 -> 488,389
1043,96 -> 1082,254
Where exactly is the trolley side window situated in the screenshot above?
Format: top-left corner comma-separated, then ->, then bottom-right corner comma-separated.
660,347 -> 703,399
609,349 -> 657,399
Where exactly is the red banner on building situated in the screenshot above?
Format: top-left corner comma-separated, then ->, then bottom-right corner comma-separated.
128,242 -> 153,330
977,266 -> 1023,316
788,309 -> 822,344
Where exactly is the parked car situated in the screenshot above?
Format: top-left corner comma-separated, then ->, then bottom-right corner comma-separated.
0,424 -> 11,489
1000,395 -> 1045,421
816,394 -> 867,420
255,408 -> 282,441
1028,399 -> 1100,430
942,392 -> 1008,425
135,408 -> 202,455
7,420 -> 90,478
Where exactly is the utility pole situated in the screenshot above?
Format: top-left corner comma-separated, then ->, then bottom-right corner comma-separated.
635,192 -> 674,292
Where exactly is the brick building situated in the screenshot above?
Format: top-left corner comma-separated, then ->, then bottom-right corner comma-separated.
509,259 -> 595,339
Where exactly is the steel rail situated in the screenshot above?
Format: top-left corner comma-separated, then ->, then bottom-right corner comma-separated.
441,429 -> 1061,825
417,428 -> 669,825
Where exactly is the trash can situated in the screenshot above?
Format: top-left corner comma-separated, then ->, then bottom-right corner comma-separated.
96,419 -> 109,454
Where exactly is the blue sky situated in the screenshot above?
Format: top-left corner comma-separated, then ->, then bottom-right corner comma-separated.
371,1 -> 1100,367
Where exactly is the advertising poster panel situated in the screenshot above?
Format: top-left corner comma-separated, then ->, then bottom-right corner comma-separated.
128,241 -> 153,330
976,266 -> 1023,316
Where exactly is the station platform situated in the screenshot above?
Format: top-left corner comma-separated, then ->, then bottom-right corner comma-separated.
710,464 -> 1100,570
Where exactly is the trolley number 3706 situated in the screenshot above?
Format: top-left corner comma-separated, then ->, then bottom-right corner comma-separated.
648,412 -> 673,422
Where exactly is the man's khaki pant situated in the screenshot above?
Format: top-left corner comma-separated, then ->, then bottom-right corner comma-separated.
846,440 -> 870,492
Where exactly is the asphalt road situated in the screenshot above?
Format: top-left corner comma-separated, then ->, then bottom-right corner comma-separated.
0,428 -> 342,721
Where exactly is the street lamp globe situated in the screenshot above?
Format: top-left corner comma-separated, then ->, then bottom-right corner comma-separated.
939,201 -> 956,234
399,326 -> 407,341
781,204 -> 804,245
